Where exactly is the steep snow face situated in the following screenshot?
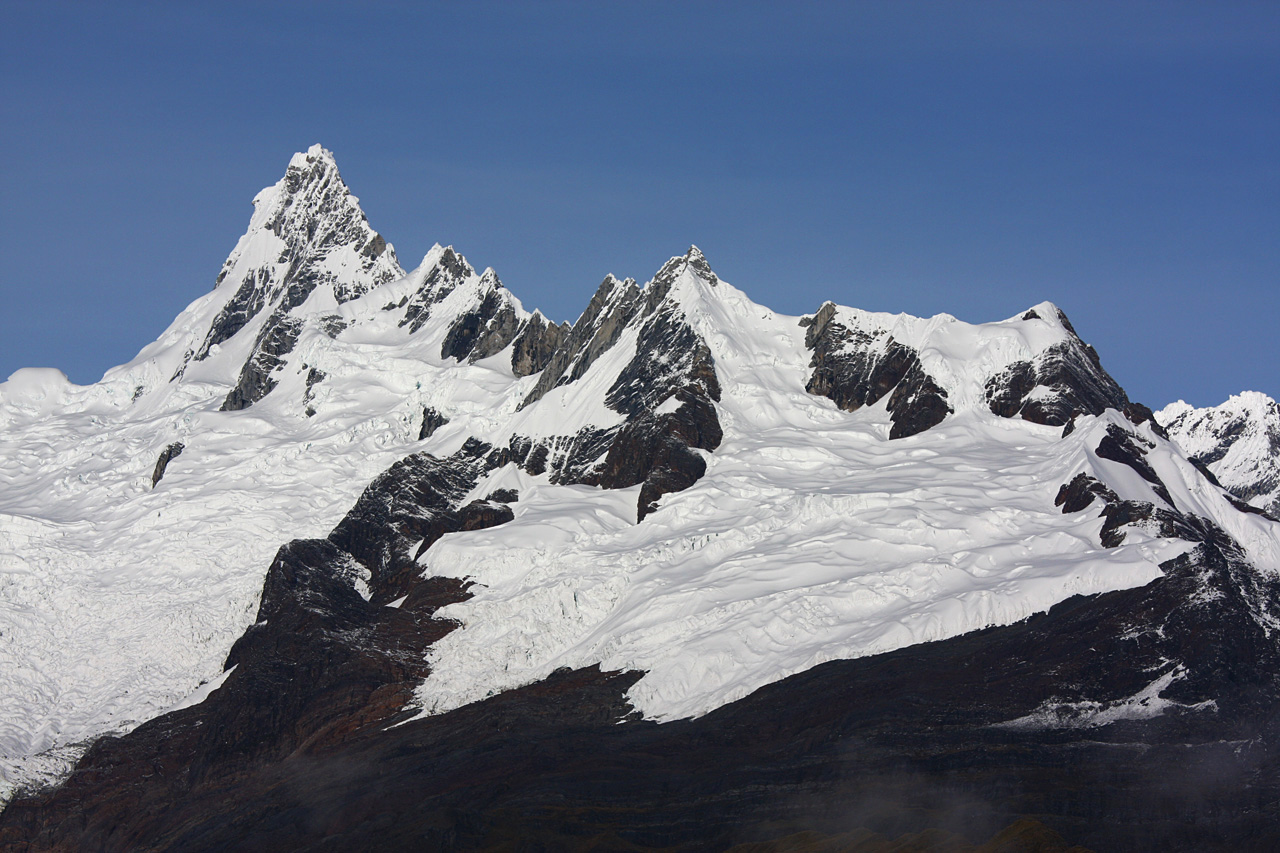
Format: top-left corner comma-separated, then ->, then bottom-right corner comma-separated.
3,148 -> 1278,804
0,147 -> 546,801
0,235 -> 559,800
1158,393 -> 1280,517
411,264 -> 1280,721
102,145 -> 406,406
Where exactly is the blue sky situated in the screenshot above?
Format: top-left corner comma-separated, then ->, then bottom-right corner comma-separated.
2,0 -> 1276,408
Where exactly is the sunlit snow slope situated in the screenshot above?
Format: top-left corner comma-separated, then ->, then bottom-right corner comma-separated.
3,145 -> 1278,803
1158,392 -> 1280,518
411,272 -> 1280,720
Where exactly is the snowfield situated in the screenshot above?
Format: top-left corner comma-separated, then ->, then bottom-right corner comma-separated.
410,268 -> 1279,721
1159,392 -> 1280,517
3,146 -> 1278,804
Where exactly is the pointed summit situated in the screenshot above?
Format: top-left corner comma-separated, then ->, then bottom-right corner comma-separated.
642,245 -> 719,311
650,245 -> 718,287
194,146 -> 403,362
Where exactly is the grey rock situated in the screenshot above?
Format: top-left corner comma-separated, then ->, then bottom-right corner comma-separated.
219,312 -> 302,411
151,442 -> 185,488
520,275 -> 641,410
418,407 -> 449,441
985,308 -> 1129,426
303,366 -> 326,418
801,303 -> 952,439
400,247 -> 474,334
510,313 -> 569,378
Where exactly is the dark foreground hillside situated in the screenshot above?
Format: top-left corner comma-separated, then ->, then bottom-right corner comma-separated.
3,445 -> 1279,852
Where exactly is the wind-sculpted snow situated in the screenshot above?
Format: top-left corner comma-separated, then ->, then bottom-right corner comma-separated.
410,272 -> 1280,722
0,235 -> 719,798
1159,392 -> 1280,518
4,145 -> 1279,811
413,405 -> 1279,722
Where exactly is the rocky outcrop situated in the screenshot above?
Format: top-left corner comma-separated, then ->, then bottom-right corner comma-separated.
417,406 -> 449,441
1053,419 -> 1226,547
7,451 -> 1279,851
497,249 -> 726,520
327,452 -> 513,602
219,312 -> 303,411
801,302 -> 952,439
150,442 -> 184,487
985,309 -> 1128,426
509,311 -> 569,377
195,270 -> 271,359
196,146 -> 401,363
1055,470 -> 1196,548
440,271 -> 521,363
520,274 -> 642,410
397,246 -> 474,334
182,147 -> 403,410
476,388 -> 721,522
302,366 -> 325,417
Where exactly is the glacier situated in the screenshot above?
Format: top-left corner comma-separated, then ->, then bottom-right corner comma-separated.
2,144 -> 1278,810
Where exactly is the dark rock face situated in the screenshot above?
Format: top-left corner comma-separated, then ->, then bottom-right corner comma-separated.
196,149 -> 399,364
596,398 -> 721,521
219,312 -> 303,411
521,274 -> 642,410
1095,423 -> 1176,506
327,452 -> 503,602
1055,420 -> 1235,548
150,442 -> 184,487
1055,470 -> 1196,548
503,253 -> 725,520
319,314 -> 348,339
194,270 -> 271,359
302,366 -> 325,417
475,391 -> 721,523
416,247 -> 728,521
398,247 -> 475,334
801,303 -> 952,439
605,308 -> 720,418
586,295 -> 723,520
392,253 -> 557,373
1122,401 -> 1169,438
7,440 -> 1280,851
509,312 -> 569,378
440,273 -> 521,363
985,310 -> 1129,426
417,406 -> 449,441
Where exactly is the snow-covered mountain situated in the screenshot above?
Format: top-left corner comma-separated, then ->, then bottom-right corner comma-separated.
2,147 -> 1279,851
1158,393 -> 1280,518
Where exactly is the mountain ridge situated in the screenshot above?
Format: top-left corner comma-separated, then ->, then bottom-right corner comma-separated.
2,147 -> 1279,850
1158,392 -> 1280,519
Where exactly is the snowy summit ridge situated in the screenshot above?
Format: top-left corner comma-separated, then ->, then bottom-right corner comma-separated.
2,146 -> 1279,813
1158,392 -> 1280,518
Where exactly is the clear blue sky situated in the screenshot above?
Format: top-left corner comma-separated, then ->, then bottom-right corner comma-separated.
2,1 -> 1276,408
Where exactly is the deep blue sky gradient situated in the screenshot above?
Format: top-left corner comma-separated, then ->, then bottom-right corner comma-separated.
2,0 -> 1276,408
